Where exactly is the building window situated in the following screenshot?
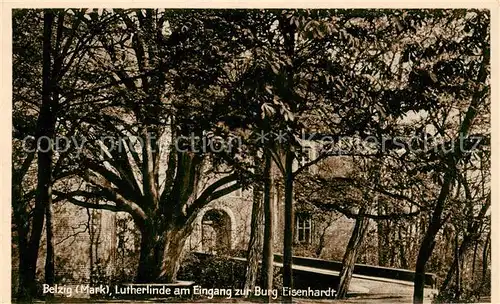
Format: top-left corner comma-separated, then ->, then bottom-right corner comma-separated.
299,146 -> 317,173
295,213 -> 312,244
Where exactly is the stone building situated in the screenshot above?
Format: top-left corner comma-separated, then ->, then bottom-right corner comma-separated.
13,148 -> 375,289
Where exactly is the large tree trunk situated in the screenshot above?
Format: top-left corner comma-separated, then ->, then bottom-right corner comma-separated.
159,228 -> 190,282
243,169 -> 264,294
336,208 -> 370,299
260,153 -> 274,299
136,221 -> 164,283
282,150 -> 294,303
136,221 -> 190,283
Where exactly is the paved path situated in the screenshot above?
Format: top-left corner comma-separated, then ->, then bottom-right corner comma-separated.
284,267 -> 437,303
271,260 -> 436,296
232,258 -> 438,303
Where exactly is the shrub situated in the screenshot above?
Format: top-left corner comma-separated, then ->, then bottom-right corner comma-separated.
178,253 -> 246,289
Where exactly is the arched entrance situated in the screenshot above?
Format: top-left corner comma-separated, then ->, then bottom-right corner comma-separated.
201,209 -> 232,253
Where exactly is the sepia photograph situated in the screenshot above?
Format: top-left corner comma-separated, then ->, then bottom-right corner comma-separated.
10,7 -> 491,303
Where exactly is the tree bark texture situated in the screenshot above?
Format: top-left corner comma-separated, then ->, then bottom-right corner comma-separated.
243,161 -> 264,294
20,10 -> 56,300
282,150 -> 294,303
336,208 -> 370,299
260,153 -> 274,299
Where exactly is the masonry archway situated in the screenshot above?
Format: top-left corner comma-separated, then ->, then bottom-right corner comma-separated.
201,209 -> 233,253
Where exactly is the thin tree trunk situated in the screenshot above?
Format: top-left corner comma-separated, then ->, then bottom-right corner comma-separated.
414,49 -> 488,303
377,222 -> 387,266
377,203 -> 389,266
398,227 -> 408,269
260,153 -> 274,300
282,149 -> 295,303
389,233 -> 396,267
13,188 -> 31,300
472,240 -> 478,279
336,208 -> 370,299
413,171 -> 453,304
480,235 -> 490,290
440,233 -> 470,294
315,225 -> 328,258
17,242 -> 30,300
440,200 -> 489,294
16,224 -> 31,300
44,202 -> 55,287
94,212 -> 102,279
413,81 -> 485,301
22,10 -> 56,300
243,168 -> 264,294
413,233 -> 436,304
454,233 -> 461,300
87,209 -> 94,285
